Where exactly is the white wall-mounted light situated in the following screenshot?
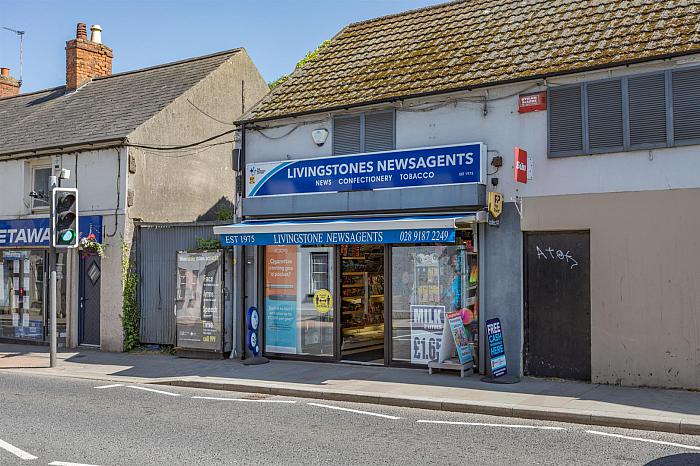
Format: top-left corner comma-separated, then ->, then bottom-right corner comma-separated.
312,128 -> 329,146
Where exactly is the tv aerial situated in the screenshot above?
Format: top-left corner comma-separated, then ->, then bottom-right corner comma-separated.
2,26 -> 25,85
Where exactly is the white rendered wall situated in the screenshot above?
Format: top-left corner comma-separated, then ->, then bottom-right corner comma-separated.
246,55 -> 700,200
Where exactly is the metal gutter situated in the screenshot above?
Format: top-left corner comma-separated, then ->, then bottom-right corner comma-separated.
0,138 -> 126,161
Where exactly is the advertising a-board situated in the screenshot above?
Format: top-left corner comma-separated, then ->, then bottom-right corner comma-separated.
486,318 -> 507,377
446,310 -> 473,365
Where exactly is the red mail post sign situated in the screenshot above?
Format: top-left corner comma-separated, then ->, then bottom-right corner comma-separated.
514,147 -> 528,184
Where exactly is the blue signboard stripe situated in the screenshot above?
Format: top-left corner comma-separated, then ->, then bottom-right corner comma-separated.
0,216 -> 102,247
247,143 -> 484,198
220,228 -> 455,246
248,161 -> 294,197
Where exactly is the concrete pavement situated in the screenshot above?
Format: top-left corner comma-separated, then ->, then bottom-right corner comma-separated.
1,343 -> 699,436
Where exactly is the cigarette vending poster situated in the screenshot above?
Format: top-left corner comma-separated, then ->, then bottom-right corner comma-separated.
264,246 -> 298,353
175,251 -> 222,351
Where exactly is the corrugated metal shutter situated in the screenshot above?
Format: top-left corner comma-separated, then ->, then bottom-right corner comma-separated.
138,223 -> 222,345
587,80 -> 623,150
548,86 -> 583,156
333,115 -> 361,155
628,73 -> 667,146
672,68 -> 700,143
364,111 -> 394,153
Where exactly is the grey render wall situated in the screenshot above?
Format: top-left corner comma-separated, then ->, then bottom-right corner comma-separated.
483,203 -> 522,375
128,50 -> 269,223
138,222 -> 223,345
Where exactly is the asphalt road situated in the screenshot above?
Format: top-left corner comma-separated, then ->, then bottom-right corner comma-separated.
0,372 -> 699,466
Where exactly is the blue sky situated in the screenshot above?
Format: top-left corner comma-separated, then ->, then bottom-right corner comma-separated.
1,0 -> 444,93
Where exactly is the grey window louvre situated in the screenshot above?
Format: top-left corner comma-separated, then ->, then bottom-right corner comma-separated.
587,80 -> 623,151
364,111 -> 395,153
628,73 -> 667,147
548,86 -> 583,156
333,111 -> 395,155
333,115 -> 361,155
672,68 -> 700,144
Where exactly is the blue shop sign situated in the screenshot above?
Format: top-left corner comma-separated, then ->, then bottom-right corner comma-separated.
0,215 -> 103,247
221,228 -> 455,246
246,142 -> 485,197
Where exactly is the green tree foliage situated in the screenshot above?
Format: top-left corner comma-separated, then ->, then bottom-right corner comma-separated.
120,241 -> 140,351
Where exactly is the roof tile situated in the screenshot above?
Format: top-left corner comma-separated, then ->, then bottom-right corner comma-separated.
246,0 -> 700,121
0,49 -> 240,156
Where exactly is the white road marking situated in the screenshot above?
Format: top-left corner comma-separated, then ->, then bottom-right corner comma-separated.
307,402 -> 401,420
192,396 -> 296,403
127,385 -> 180,397
93,384 -> 123,389
49,462 -> 100,466
0,438 -> 38,460
586,430 -> 700,451
417,420 -> 565,430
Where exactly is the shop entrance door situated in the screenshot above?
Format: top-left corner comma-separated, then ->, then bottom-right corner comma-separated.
524,231 -> 591,380
340,245 -> 385,364
79,254 -> 101,346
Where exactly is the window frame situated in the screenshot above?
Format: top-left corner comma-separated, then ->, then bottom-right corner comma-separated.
546,67 -> 694,158
332,110 -> 396,156
309,251 -> 329,295
30,165 -> 52,212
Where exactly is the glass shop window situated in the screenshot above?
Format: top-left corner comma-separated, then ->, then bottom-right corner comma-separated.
390,230 -> 479,368
264,245 -> 334,357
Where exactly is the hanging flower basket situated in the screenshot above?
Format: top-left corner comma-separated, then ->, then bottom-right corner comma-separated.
79,233 -> 105,258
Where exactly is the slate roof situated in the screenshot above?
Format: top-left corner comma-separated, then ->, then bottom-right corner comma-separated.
245,0 -> 700,122
0,49 -> 241,156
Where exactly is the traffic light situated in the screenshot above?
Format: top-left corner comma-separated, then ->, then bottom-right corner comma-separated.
51,188 -> 79,248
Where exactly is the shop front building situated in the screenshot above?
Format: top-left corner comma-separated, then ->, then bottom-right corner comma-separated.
216,129 -> 523,373
0,216 -> 102,345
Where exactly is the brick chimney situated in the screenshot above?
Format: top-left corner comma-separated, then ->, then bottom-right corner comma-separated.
0,67 -> 20,98
65,22 -> 112,90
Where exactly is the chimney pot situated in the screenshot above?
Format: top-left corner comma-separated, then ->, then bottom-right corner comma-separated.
66,22 -> 112,90
76,22 -> 87,40
90,24 -> 103,44
0,67 -> 20,98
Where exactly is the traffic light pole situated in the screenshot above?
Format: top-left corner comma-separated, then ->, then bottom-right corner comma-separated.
48,176 -> 57,368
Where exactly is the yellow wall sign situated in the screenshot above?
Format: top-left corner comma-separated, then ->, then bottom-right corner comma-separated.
313,289 -> 333,314
488,191 -> 503,219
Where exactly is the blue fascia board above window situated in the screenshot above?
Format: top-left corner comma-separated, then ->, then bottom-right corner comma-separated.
214,214 -> 477,246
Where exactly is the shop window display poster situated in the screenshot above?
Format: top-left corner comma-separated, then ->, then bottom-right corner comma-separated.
410,305 -> 445,364
265,246 -> 299,354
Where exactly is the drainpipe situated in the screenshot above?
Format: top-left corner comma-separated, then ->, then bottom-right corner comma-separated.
238,124 -> 247,360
